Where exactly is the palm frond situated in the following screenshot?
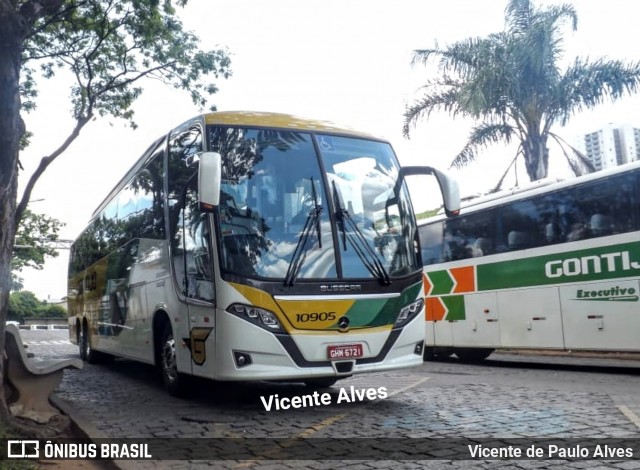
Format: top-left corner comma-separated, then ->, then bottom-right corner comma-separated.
490,152 -> 521,193
548,132 -> 596,176
556,58 -> 640,124
403,87 -> 463,137
505,0 -> 535,35
450,122 -> 516,168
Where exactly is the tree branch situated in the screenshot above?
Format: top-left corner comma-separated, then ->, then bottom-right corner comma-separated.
15,113 -> 93,227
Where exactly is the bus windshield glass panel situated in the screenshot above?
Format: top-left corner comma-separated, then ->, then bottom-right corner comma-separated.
208,126 -> 418,281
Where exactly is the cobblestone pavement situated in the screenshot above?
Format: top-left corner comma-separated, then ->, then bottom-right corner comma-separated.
19,329 -> 640,469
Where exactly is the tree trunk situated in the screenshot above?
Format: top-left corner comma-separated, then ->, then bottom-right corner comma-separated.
522,133 -> 549,181
0,4 -> 27,427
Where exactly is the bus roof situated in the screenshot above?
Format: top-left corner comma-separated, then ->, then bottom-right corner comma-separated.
202,111 -> 380,139
88,111 -> 382,222
419,159 -> 640,224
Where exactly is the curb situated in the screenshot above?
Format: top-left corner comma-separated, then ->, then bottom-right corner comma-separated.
51,395 -> 137,470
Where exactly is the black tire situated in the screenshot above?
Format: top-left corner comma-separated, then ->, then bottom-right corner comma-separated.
159,323 -> 189,397
455,348 -> 494,362
304,377 -> 339,388
423,347 -> 436,361
423,347 -> 454,361
79,321 -> 111,364
79,321 -> 96,363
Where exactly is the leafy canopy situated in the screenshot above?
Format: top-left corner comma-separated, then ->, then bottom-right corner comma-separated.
22,0 -> 231,125
12,210 -> 63,273
15,0 -> 232,223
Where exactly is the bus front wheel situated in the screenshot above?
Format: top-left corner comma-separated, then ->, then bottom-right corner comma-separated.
160,323 -> 188,397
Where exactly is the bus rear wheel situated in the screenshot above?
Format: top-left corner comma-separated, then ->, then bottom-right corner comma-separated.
79,321 -> 112,364
455,348 -> 494,362
79,322 -> 97,363
424,347 -> 455,361
160,323 -> 188,397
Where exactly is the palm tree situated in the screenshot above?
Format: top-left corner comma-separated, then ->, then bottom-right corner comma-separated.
403,0 -> 640,183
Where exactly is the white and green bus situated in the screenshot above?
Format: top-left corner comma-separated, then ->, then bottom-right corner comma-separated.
418,160 -> 640,362
67,111 -> 460,395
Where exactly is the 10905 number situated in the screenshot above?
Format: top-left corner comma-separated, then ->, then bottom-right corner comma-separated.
296,312 -> 336,322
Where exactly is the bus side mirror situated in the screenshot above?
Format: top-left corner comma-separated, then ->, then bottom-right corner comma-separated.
392,166 -> 461,217
199,152 -> 222,211
430,167 -> 460,217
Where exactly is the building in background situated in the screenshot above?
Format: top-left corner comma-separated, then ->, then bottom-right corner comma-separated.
576,123 -> 640,171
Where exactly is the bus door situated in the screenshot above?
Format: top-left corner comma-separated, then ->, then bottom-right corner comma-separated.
173,184 -> 217,378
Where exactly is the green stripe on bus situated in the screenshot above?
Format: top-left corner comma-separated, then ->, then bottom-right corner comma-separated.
442,295 -> 465,320
477,241 -> 640,291
429,270 -> 454,295
352,281 -> 423,327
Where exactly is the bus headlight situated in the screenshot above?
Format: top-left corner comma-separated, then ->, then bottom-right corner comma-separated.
394,298 -> 424,328
227,303 -> 284,333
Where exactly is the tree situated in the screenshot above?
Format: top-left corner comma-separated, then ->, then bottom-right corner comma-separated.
403,0 -> 640,184
0,0 -> 231,434
7,291 -> 66,322
12,209 -> 64,291
7,291 -> 41,323
36,303 -> 67,319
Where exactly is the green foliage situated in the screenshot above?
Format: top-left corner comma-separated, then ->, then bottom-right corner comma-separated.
7,291 -> 66,322
21,0 -> 232,127
7,291 -> 41,323
416,208 -> 441,220
12,209 -> 63,273
404,0 -> 640,182
35,304 -> 67,318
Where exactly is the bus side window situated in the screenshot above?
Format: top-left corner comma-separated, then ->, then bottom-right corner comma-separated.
507,231 -> 534,250
589,213 -> 617,236
418,221 -> 444,265
179,184 -> 215,302
471,237 -> 491,257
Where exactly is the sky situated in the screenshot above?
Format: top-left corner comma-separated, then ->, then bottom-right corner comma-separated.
17,0 -> 640,300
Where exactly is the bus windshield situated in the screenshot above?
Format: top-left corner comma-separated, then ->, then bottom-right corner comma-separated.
208,126 -> 417,281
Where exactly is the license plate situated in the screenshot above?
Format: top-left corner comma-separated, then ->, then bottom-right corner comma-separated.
327,344 -> 363,360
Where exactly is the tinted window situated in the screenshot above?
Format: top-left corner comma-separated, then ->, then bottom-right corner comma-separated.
420,169 -> 640,266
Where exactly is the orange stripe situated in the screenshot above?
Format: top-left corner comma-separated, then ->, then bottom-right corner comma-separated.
422,272 -> 432,296
425,297 -> 446,321
451,266 -> 475,293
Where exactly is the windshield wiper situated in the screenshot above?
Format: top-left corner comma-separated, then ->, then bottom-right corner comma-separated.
332,181 -> 391,285
284,178 -> 323,286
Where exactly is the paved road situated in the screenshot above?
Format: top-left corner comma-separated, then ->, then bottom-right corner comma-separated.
19,328 -> 640,469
